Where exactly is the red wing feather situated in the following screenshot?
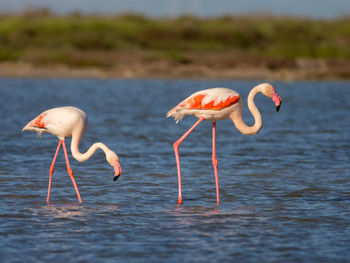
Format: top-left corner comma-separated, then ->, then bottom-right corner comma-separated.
185,94 -> 240,110
33,114 -> 46,128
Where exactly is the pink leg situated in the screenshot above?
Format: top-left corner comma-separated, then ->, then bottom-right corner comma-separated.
62,140 -> 82,203
173,117 -> 205,204
47,140 -> 62,203
212,122 -> 220,205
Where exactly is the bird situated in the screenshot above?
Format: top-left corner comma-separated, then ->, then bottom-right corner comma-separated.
167,83 -> 282,205
22,106 -> 122,204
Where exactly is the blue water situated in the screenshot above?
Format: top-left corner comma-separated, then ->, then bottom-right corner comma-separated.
0,78 -> 349,262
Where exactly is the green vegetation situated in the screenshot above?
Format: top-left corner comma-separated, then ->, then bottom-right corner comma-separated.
0,10 -> 349,78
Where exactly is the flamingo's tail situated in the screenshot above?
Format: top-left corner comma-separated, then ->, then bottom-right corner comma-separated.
22,115 -> 48,138
167,105 -> 184,124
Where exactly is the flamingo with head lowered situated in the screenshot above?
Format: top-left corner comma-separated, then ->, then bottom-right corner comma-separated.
167,83 -> 282,205
22,106 -> 122,204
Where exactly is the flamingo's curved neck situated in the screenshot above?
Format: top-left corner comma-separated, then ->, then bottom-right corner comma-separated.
231,86 -> 262,135
70,131 -> 111,163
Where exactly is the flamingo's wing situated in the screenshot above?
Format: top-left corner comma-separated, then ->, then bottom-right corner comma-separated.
167,88 -> 240,122
183,92 -> 240,110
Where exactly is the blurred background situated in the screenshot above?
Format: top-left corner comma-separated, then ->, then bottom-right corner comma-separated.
2,0 -> 350,17
0,0 -> 350,80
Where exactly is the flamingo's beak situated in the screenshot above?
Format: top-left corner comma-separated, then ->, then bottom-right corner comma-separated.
272,91 -> 282,112
113,162 -> 122,182
276,102 -> 281,112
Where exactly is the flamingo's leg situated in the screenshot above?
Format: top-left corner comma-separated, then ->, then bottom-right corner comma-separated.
62,140 -> 82,203
212,122 -> 220,205
47,140 -> 62,203
173,117 -> 205,204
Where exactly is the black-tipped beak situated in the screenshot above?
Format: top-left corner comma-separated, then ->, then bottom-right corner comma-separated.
276,102 -> 281,112
272,90 -> 282,113
113,162 -> 122,182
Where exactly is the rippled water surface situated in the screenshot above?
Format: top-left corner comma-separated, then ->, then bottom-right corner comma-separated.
0,78 -> 349,262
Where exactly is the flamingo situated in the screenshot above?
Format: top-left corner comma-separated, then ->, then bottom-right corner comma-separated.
167,83 -> 282,205
22,106 -> 122,204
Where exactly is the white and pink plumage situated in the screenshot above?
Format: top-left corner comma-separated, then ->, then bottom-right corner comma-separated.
167,83 -> 282,205
22,106 -> 122,204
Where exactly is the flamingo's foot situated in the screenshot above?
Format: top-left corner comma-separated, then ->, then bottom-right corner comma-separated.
177,198 -> 183,204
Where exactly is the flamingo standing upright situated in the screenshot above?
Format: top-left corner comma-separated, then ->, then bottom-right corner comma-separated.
167,83 -> 282,205
22,106 -> 122,204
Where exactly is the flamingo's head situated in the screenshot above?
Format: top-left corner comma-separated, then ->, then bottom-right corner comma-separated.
106,151 -> 122,182
260,83 -> 282,112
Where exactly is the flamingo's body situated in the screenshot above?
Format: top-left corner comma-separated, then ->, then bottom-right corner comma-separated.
22,106 -> 122,203
167,83 -> 282,204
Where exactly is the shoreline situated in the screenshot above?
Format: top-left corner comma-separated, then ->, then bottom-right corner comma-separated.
1,61 -> 349,81
1,13 -> 350,81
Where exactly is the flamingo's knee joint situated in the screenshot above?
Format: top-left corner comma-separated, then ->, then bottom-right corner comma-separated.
173,142 -> 180,151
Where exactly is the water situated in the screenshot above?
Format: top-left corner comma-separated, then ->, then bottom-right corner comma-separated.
0,78 -> 349,262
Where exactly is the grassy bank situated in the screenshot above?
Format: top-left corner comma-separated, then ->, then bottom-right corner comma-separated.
0,10 -> 350,79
